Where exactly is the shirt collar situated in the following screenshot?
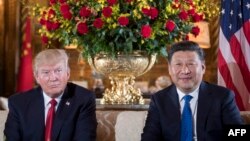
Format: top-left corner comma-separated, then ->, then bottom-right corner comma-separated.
177,87 -> 199,102
43,92 -> 63,106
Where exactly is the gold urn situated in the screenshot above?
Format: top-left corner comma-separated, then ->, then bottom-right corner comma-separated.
88,51 -> 157,104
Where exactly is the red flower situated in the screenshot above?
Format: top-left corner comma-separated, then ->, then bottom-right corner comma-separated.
45,21 -> 53,31
48,9 -> 56,19
192,13 -> 203,22
118,16 -> 129,26
165,20 -> 175,32
60,4 -> 70,14
191,26 -> 200,37
77,22 -> 89,35
107,0 -> 117,6
60,4 -> 72,20
49,0 -> 57,5
39,17 -> 46,25
45,21 -> 60,31
141,25 -> 152,38
102,6 -> 112,17
41,35 -> 49,44
51,21 -> 60,30
93,18 -> 104,29
79,6 -> 91,18
59,0 -> 66,4
142,8 -> 150,16
150,7 -> 158,19
142,7 -> 158,19
178,10 -> 188,21
188,9 -> 195,15
62,12 -> 72,20
102,7 -> 112,17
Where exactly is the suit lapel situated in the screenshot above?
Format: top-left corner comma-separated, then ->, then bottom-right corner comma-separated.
52,85 -> 73,141
28,87 -> 45,140
168,86 -> 180,117
167,86 -> 181,139
196,82 -> 213,139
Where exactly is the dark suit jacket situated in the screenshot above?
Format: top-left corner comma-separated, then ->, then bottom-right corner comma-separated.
4,82 -> 97,141
141,81 -> 243,141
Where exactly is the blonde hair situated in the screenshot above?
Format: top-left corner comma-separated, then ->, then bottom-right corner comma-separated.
33,49 -> 70,75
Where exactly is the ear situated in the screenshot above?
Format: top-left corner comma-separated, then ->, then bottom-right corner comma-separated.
67,69 -> 70,79
202,62 -> 206,73
168,63 -> 172,75
34,73 -> 41,85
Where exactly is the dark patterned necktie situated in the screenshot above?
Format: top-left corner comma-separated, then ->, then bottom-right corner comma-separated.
181,95 -> 193,141
45,99 -> 57,141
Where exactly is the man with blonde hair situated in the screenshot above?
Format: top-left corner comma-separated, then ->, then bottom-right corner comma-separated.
4,49 -> 97,141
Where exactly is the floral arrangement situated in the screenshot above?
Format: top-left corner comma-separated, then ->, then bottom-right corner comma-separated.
31,0 -> 218,57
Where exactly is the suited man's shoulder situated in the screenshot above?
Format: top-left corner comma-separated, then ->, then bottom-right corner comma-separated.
66,82 -> 95,99
149,85 -> 178,106
202,81 -> 230,90
6,87 -> 42,113
201,81 -> 234,96
8,87 -> 41,103
152,84 -> 176,97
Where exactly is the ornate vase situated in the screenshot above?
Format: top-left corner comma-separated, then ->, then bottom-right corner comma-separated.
88,51 -> 157,104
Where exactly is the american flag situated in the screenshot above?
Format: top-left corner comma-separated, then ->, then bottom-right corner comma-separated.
218,0 -> 250,111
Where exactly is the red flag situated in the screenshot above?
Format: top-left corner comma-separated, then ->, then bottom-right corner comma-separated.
16,16 -> 34,92
218,1 -> 250,110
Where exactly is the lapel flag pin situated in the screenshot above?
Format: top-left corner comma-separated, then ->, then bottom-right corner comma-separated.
66,101 -> 70,106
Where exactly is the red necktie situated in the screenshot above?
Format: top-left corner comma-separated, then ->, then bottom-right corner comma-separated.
45,99 -> 57,141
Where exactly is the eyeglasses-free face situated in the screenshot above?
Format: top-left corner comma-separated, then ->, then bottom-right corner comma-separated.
35,61 -> 70,98
168,51 -> 205,93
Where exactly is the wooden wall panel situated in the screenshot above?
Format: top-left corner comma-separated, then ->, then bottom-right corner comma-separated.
0,0 -> 5,96
0,0 -> 20,97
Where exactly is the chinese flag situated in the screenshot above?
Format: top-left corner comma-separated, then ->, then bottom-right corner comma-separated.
16,16 -> 34,92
